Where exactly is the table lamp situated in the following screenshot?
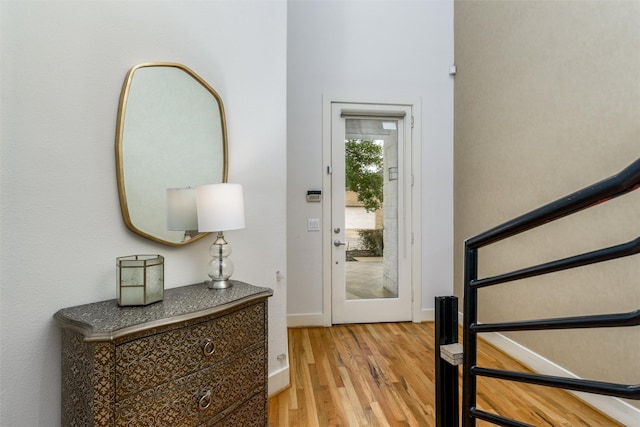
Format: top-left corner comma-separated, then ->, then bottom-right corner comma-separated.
167,188 -> 198,242
196,183 -> 245,289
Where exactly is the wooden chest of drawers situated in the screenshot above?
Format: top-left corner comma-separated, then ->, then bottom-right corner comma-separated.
54,281 -> 273,427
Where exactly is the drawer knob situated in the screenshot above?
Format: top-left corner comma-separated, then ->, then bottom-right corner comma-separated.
203,339 -> 216,356
198,390 -> 212,411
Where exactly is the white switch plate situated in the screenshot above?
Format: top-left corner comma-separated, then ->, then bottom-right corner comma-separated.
307,218 -> 320,231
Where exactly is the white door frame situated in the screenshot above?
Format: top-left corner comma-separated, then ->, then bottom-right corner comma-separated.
322,95 -> 422,326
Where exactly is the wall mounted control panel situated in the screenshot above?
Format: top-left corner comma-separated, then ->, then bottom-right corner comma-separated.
306,190 -> 321,202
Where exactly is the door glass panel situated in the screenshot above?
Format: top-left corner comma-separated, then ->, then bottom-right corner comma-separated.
344,118 -> 398,300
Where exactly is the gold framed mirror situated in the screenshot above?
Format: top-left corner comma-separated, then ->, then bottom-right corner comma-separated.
115,62 -> 228,246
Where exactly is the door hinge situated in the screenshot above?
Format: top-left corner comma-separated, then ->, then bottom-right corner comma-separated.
411,116 -> 414,129
327,165 -> 333,174
411,232 -> 414,244
411,175 -> 415,187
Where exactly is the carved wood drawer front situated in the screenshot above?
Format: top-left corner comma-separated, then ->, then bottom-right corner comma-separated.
115,302 -> 265,401
56,281 -> 273,427
206,392 -> 266,426
115,343 -> 265,426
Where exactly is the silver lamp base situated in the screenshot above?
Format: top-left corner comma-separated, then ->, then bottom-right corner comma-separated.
206,279 -> 233,290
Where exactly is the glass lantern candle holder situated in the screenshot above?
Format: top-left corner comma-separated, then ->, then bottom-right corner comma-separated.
116,255 -> 164,306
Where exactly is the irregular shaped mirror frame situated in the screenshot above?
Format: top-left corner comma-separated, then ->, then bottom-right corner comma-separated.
115,62 -> 228,246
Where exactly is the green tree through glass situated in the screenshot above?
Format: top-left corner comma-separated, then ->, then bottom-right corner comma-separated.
345,139 -> 383,212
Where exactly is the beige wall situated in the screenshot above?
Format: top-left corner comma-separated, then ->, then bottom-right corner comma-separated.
454,0 -> 639,411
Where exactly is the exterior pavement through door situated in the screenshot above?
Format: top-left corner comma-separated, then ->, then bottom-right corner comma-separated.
345,258 -> 395,300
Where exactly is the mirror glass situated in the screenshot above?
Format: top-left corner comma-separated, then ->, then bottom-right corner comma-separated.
116,63 -> 228,246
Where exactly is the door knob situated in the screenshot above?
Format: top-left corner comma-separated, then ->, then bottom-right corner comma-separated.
333,239 -> 347,247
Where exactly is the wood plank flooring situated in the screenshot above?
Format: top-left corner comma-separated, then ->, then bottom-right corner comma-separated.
268,322 -> 621,426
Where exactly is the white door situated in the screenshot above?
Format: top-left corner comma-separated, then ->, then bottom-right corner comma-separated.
330,102 -> 413,324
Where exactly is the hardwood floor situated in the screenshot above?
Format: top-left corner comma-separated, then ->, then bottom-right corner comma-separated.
268,322 -> 621,426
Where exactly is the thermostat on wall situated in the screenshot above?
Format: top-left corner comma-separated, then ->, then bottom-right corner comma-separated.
306,190 -> 321,202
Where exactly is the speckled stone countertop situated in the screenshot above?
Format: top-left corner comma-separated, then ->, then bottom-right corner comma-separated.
54,280 -> 273,342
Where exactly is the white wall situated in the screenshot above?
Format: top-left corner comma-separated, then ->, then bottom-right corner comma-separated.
0,1 -> 287,425
287,0 -> 454,322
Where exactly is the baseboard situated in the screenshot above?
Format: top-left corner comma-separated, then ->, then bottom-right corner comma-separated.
458,312 -> 640,426
268,365 -> 290,397
289,310 -> 435,326
416,308 -> 435,322
287,313 -> 325,327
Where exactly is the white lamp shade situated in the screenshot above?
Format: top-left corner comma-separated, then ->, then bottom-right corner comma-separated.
166,188 -> 198,231
196,183 -> 245,232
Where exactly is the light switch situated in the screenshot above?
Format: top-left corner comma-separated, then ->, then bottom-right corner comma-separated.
307,218 -> 320,231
